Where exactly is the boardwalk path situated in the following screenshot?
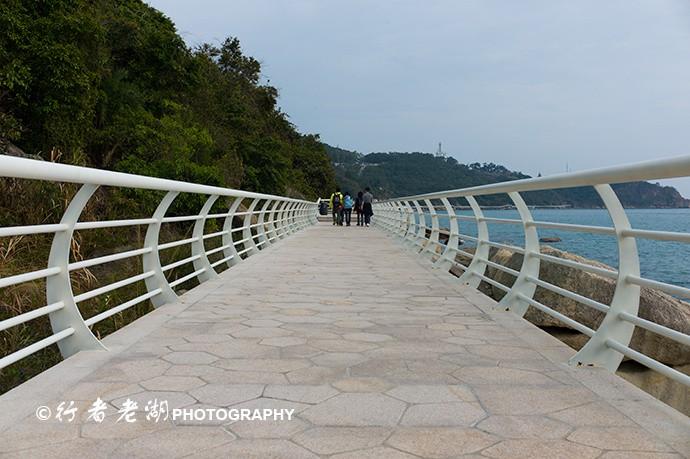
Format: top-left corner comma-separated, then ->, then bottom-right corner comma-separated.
1,223 -> 688,457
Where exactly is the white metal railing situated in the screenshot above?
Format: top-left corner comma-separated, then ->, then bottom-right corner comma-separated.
0,155 -> 317,369
373,155 -> 690,388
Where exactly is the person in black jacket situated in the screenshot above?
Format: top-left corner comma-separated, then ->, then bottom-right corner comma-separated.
354,191 -> 364,226
362,187 -> 374,227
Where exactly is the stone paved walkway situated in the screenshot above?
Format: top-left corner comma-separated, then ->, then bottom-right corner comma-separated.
0,223 -> 689,458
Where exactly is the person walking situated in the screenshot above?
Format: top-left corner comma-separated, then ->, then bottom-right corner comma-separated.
354,191 -> 364,226
362,187 -> 374,227
343,192 -> 354,226
330,188 -> 344,226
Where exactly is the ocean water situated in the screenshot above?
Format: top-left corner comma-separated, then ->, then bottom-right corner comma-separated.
428,208 -> 690,289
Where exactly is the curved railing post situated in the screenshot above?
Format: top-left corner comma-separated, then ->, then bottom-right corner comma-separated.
242,198 -> 261,256
143,191 -> 179,307
220,197 -> 244,267
571,184 -> 641,371
276,201 -> 290,239
265,200 -> 281,243
420,198 -> 441,260
433,198 -> 460,271
496,191 -> 540,314
255,199 -> 272,246
46,184 -> 105,358
392,201 -> 407,239
411,200 -> 428,251
402,201 -> 418,247
191,194 -> 220,282
456,196 -> 490,289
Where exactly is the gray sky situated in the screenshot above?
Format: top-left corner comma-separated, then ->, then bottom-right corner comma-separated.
147,0 -> 690,195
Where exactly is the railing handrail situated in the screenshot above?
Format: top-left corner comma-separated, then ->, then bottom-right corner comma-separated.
0,155 -> 312,203
380,154 -> 690,202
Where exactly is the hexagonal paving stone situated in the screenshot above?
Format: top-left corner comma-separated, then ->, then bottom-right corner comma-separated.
386,385 -> 468,404
112,426 -> 233,457
332,377 -> 395,393
292,427 -> 391,455
188,384 -> 264,406
474,385 -> 597,415
330,446 -> 419,459
567,427 -> 674,452
193,439 -> 319,459
482,439 -> 601,459
264,384 -> 340,404
342,332 -> 393,343
242,319 -> 283,327
300,393 -> 406,426
140,376 -> 206,392
162,352 -> 218,365
232,327 -> 294,339
453,366 -> 558,386
227,416 -> 309,439
477,415 -> 572,439
311,352 -> 367,367
400,402 -> 486,426
216,358 -> 311,373
259,337 -> 307,347
387,427 -> 499,457
549,402 -> 636,427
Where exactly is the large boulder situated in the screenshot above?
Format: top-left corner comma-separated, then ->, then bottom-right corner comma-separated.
458,246 -> 690,366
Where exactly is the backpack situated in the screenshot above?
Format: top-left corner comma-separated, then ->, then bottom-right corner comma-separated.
344,196 -> 354,209
332,193 -> 341,207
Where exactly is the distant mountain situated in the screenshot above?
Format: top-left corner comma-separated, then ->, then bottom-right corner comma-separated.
325,144 -> 689,208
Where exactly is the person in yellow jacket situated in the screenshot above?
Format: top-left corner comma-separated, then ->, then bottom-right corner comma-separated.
329,189 -> 344,226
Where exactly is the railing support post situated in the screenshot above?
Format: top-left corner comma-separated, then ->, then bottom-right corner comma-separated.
433,198 -> 460,271
571,184 -> 640,371
241,198 -> 261,256
191,194 -> 220,282
46,184 -> 105,358
497,192 -> 540,314
143,191 -> 179,307
456,196 -> 490,289
221,197 -> 244,267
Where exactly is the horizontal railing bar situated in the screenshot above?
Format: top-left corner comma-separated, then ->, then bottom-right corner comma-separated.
74,218 -> 157,230
161,215 -> 204,223
234,237 -> 252,246
161,255 -> 201,272
68,247 -> 152,271
379,154 -> 690,202
0,267 -> 61,289
479,217 -> 523,225
0,327 -> 74,370
0,223 -> 69,238
158,237 -> 200,250
0,156 -> 312,203
0,301 -> 64,332
626,275 -> 690,299
620,228 -> 690,243
232,210 -> 263,216
527,221 -> 616,235
525,275 -> 610,313
516,293 -> 595,336
205,244 -> 231,256
255,240 -> 268,247
530,251 -> 618,279
618,311 -> 690,347
477,258 -> 520,277
236,246 -> 254,256
210,254 -> 234,268
605,338 -> 690,387
625,274 -> 690,298
169,268 -> 206,288
84,289 -> 162,326
481,240 -> 526,254
457,233 -> 478,241
202,230 -> 229,240
74,271 -> 155,303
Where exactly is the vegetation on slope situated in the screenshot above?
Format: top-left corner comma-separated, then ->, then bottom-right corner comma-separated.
0,0 -> 335,393
327,145 -> 689,208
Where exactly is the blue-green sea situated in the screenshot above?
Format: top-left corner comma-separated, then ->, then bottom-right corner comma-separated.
429,208 -> 690,289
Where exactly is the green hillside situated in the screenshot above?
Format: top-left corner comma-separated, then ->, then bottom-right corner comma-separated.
326,145 -> 689,208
